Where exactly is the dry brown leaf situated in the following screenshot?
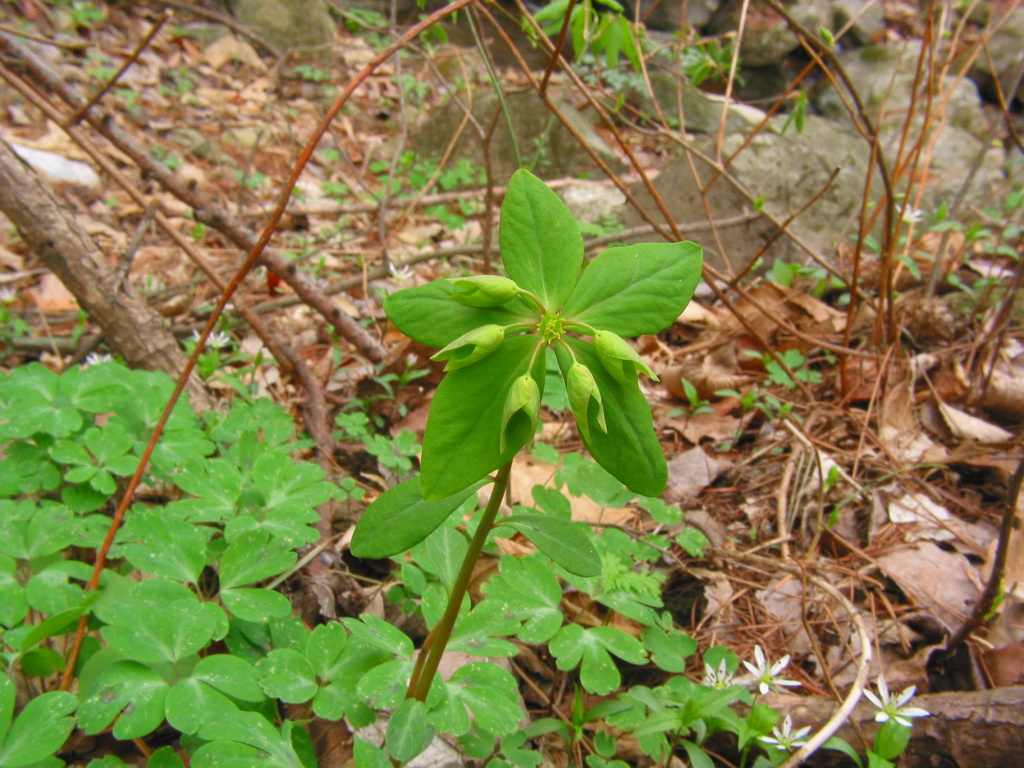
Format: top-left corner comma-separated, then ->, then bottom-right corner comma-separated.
875,543 -> 979,631
664,447 -> 727,503
936,400 -> 1015,444
664,342 -> 749,401
879,378 -> 948,464
29,273 -> 78,312
509,455 -> 633,526
202,34 -> 266,71
978,370 -> 1024,420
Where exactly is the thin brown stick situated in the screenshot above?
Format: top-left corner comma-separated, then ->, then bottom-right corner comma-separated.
63,9 -> 171,127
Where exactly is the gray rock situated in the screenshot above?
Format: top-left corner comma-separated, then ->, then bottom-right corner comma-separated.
832,0 -> 886,45
411,87 -> 625,183
633,0 -> 722,32
621,113 -> 870,272
557,181 -> 626,225
968,8 -> 1024,104
634,66 -> 767,134
230,0 -> 335,51
708,0 -> 831,67
815,42 -> 991,140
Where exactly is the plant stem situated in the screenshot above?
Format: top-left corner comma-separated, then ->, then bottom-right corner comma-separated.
407,461 -> 513,702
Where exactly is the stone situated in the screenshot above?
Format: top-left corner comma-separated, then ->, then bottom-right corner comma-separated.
967,8 -> 1024,105
633,66 -> 767,134
832,0 -> 886,45
620,113 -> 870,272
230,0 -> 335,52
557,181 -> 625,225
814,42 -> 991,140
411,87 -> 625,183
632,0 -> 722,32
707,0 -> 832,68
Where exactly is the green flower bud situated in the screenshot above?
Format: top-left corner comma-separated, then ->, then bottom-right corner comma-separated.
430,325 -> 505,371
500,374 -> 540,453
566,363 -> 607,442
447,275 -> 521,308
593,330 -> 659,385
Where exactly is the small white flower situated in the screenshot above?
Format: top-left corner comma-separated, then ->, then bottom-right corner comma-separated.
863,676 -> 930,727
85,352 -> 113,365
902,207 -> 925,225
758,714 -> 811,752
191,330 -> 232,349
0,287 -> 15,304
702,660 -> 735,689
743,645 -> 801,695
388,261 -> 414,282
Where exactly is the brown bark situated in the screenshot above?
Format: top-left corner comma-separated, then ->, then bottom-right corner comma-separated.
0,138 -> 213,411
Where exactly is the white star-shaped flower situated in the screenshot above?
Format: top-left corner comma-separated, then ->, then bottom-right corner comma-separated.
743,645 -> 801,695
864,676 -> 930,727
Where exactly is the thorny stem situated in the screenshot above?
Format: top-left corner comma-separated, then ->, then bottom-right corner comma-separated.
407,461 -> 513,702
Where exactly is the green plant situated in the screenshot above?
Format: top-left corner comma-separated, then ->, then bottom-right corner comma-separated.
679,38 -> 735,87
293,64 -> 330,83
533,0 -> 643,70
745,348 -> 822,389
347,168 -> 703,758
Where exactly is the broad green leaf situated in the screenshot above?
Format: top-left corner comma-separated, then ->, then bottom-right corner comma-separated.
100,581 -> 219,665
681,741 -> 715,768
221,587 -> 292,622
824,737 -> 864,768
257,649 -> 318,704
482,555 -> 563,643
340,615 -> 413,660
351,477 -> 486,559
194,711 -> 301,768
357,658 -> 414,709
78,661 -> 168,739
192,654 -> 265,702
432,663 -> 522,737
549,624 -> 647,695
422,526 -> 468,594
421,334 -> 543,500
0,677 -> 13,749
146,747 -> 185,768
499,169 -> 583,311
0,504 -> 76,560
558,338 -> 666,496
353,739 -> 391,768
118,508 -> 207,583
387,698 -> 434,763
561,241 -> 702,336
305,622 -> 346,681
384,280 -> 536,349
446,601 -> 520,658
219,529 -> 296,589
0,689 -> 76,767
0,558 -> 27,628
642,627 -> 697,673
165,678 -> 237,735
253,449 -> 336,522
501,514 -> 600,577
